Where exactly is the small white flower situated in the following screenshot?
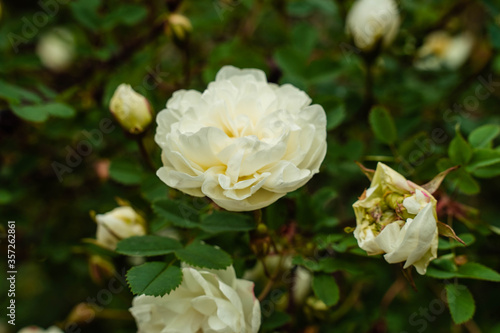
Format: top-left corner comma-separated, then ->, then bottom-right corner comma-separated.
130,265 -> 261,333
414,31 -> 474,71
346,0 -> 400,52
110,84 -> 153,135
18,326 -> 63,333
353,163 -> 438,274
36,28 -> 75,72
155,66 -> 327,212
95,206 -> 146,250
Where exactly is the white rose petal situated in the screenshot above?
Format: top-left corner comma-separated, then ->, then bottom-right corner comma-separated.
155,66 -> 327,211
130,265 -> 261,333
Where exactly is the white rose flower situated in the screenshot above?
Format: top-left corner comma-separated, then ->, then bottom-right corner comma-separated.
414,31 -> 474,71
130,265 -> 261,333
18,327 -> 63,333
346,0 -> 400,52
95,206 -> 146,250
155,66 -> 327,211
110,84 -> 153,135
36,28 -> 75,72
353,163 -> 438,274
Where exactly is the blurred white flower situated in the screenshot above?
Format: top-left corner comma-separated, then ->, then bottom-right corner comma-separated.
95,206 -> 146,250
155,66 -> 327,211
346,0 -> 400,52
130,265 -> 261,333
110,84 -> 153,135
18,327 -> 63,333
414,31 -> 474,71
353,163 -> 438,275
36,28 -> 75,72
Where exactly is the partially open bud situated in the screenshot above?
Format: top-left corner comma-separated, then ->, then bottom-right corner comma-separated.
353,163 -> 439,275
165,13 -> 192,44
36,27 -> 75,72
94,206 -> 146,250
414,31 -> 474,71
346,0 -> 400,53
109,84 -> 153,135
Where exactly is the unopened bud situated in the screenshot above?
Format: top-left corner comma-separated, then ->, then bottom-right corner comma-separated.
66,303 -> 95,325
88,255 -> 115,285
165,13 -> 192,43
109,84 -> 153,135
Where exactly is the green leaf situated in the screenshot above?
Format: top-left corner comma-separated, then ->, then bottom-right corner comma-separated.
369,106 -> 397,144
312,274 -> 340,307
127,262 -> 182,296
446,284 -> 475,325
45,102 -> 76,118
200,211 -> 255,234
0,80 -> 42,104
449,128 -> 473,165
438,233 -> 475,250
456,263 -> 500,282
175,242 -> 232,269
11,102 -> 76,122
466,149 -> 500,170
426,266 -> 457,279
326,104 -> 346,131
109,159 -> 143,185
153,199 -> 200,228
70,0 -> 102,31
468,124 -> 500,148
454,169 -> 480,195
471,163 -> 500,178
261,311 -> 291,330
116,236 -> 182,257
11,104 -> 49,122
291,23 -> 318,57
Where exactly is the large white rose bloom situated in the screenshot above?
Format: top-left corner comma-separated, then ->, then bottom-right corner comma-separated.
130,265 -> 261,333
353,163 -> 438,275
155,66 -> 327,211
346,0 -> 400,52
17,327 -> 63,333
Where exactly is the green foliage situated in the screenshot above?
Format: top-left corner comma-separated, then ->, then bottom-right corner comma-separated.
312,274 -> 340,307
174,241 -> 232,270
116,235 -> 182,257
127,262 -> 183,296
446,284 -> 475,325
369,106 -> 397,144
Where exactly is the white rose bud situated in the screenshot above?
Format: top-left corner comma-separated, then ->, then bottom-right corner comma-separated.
110,84 -> 153,135
166,13 -> 192,43
18,327 -> 63,333
353,163 -> 438,275
414,31 -> 474,71
95,206 -> 146,250
155,66 -> 327,211
36,28 -> 75,72
346,0 -> 400,52
130,265 -> 261,333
